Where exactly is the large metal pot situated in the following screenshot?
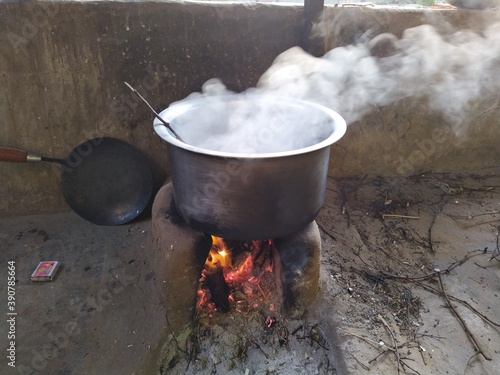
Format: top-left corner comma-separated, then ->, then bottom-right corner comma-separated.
154,95 -> 346,240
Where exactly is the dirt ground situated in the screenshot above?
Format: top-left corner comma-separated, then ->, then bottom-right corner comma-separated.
160,168 -> 500,375
1,169 -> 500,374
319,169 -> 500,375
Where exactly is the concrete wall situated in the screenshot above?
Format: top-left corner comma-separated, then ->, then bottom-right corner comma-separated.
0,1 -> 302,215
320,7 -> 500,178
0,2 -> 498,216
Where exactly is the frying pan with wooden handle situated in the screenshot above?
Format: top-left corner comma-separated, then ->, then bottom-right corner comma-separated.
0,137 -> 153,225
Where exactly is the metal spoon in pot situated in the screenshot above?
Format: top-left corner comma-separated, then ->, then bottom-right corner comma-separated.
124,82 -> 185,143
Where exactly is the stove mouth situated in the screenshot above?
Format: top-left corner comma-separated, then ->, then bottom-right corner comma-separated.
197,236 -> 279,314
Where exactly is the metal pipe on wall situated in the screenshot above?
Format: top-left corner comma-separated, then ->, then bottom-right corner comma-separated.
302,0 -> 325,56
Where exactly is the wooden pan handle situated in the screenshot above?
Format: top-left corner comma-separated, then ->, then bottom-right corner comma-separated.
0,147 -> 40,162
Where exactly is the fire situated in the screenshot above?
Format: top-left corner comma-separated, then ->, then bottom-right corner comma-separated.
224,250 -> 253,283
205,235 -> 232,273
197,236 -> 276,313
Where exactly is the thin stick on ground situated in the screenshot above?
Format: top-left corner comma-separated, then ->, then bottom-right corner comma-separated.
376,250 -> 500,329
252,340 -> 269,359
317,222 -> 337,242
346,350 -> 371,371
437,273 -> 492,361
340,174 -> 367,223
379,249 -> 484,281
165,311 -> 187,355
382,214 -> 420,220
488,226 -> 500,262
412,279 -> 500,328
368,350 -> 391,364
378,315 -> 401,375
338,328 -> 395,352
475,105 -> 500,120
471,211 -> 500,218
428,194 -> 447,253
417,341 -> 427,366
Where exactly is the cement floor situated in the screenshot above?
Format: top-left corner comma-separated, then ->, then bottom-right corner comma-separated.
1,169 -> 500,375
0,213 -> 164,375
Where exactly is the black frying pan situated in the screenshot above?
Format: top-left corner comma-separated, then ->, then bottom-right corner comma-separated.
0,137 -> 153,225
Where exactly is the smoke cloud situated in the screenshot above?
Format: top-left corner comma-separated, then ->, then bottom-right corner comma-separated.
258,20 -> 500,131
166,12 -> 500,152
167,87 -> 337,153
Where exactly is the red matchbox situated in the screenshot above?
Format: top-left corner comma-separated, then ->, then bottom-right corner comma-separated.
31,261 -> 60,281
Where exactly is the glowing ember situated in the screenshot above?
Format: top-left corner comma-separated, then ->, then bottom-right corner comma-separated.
197,236 -> 277,313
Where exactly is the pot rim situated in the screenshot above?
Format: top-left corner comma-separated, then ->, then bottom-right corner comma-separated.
153,94 -> 347,159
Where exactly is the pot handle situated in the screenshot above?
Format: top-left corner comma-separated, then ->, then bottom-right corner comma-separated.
0,147 -> 42,162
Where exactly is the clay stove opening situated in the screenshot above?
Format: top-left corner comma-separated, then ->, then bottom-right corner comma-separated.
197,228 -> 320,320
152,182 -> 321,340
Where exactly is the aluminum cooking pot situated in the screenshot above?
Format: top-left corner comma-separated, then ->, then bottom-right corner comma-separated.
154,94 -> 346,240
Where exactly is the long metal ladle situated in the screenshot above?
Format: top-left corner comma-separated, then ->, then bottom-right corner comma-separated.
124,82 -> 185,143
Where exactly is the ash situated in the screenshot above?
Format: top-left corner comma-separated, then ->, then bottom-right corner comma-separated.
165,240 -> 338,374
165,311 -> 337,375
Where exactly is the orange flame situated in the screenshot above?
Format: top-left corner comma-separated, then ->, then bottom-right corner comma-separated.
204,235 -> 232,273
198,237 -> 276,313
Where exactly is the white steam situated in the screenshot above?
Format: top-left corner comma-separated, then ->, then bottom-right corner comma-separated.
168,89 -> 337,153
258,22 -> 500,130
169,17 -> 500,153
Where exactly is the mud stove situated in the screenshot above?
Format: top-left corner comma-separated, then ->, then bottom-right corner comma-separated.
148,95 -> 345,364
151,183 -> 322,340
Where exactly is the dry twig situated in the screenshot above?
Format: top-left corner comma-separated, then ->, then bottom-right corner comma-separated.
252,340 -> 269,359
428,194 -> 447,253
378,315 -> 401,374
472,211 -> 500,218
412,280 -> 500,328
338,328 -> 393,351
380,249 -> 484,282
340,174 -> 367,223
355,250 -> 499,364
346,350 -> 371,371
437,273 -> 491,361
475,105 -> 500,120
317,222 -> 337,242
415,332 -> 446,340
165,311 -> 188,355
417,341 -> 427,366
488,226 -> 500,262
368,350 -> 391,364
382,214 -> 420,220
429,181 -> 457,195
461,186 -> 495,193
